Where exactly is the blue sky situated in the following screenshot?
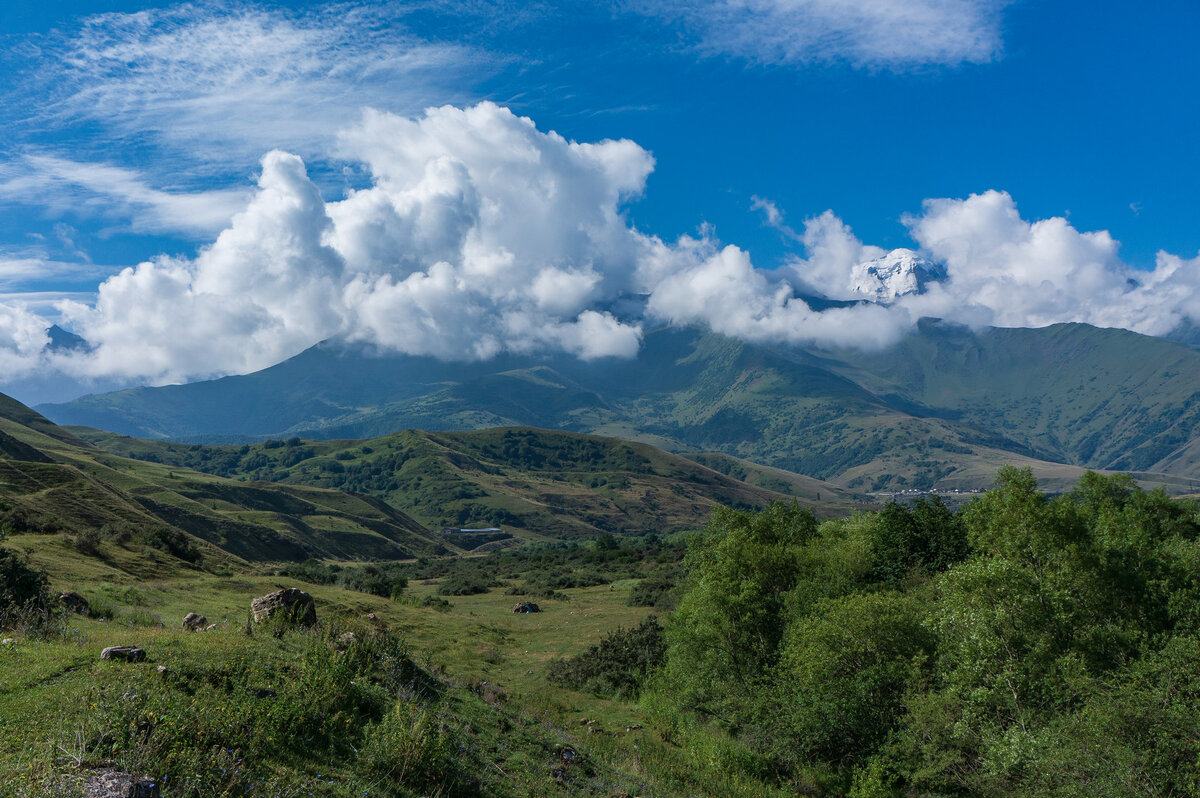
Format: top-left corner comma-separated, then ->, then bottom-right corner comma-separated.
0,0 -> 1198,400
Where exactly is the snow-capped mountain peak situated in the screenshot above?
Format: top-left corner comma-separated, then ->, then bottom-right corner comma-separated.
848,249 -> 946,302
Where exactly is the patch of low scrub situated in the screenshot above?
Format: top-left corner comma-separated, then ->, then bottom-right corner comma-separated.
546,616 -> 666,699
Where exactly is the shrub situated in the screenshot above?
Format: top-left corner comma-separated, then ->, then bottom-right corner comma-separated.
0,545 -> 50,617
546,616 -> 666,698
338,563 -> 408,598
437,574 -> 498,596
628,570 -> 678,608
359,699 -> 468,794
74,528 -> 102,556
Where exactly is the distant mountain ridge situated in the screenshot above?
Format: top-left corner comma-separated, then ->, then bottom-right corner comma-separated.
38,322 -> 1200,491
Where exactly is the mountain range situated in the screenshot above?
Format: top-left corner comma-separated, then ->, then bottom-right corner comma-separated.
35,320 -> 1200,493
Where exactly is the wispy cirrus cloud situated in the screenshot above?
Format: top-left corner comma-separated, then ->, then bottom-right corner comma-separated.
631,0 -> 1009,68
0,155 -> 250,236
8,2 -> 497,172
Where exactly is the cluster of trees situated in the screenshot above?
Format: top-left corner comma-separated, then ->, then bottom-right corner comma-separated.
657,469 -> 1200,795
278,560 -> 409,599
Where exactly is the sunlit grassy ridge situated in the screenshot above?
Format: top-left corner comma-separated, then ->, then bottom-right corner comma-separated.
1,397 -> 441,566
72,425 -> 861,542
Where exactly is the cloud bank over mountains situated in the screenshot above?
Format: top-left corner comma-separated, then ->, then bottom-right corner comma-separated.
0,99 -> 1197,388
2,101 -> 1200,385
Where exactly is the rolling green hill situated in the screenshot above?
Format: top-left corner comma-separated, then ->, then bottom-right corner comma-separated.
38,322 -> 1200,490
71,426 -> 861,543
0,393 -> 440,571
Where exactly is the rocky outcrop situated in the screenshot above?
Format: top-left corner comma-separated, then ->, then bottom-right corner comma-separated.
251,587 -> 316,626
511,601 -> 540,614
84,770 -> 160,797
59,591 -> 90,614
182,612 -> 207,631
100,646 -> 146,662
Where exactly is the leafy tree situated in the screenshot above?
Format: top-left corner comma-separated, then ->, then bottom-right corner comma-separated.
663,501 -> 816,717
870,496 -> 967,584
764,591 -> 933,771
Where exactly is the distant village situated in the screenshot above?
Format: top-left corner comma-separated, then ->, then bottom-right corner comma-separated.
866,487 -> 984,506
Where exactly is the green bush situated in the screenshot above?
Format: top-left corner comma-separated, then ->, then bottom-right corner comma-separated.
0,545 -> 51,624
359,698 -> 469,795
436,574 -> 498,596
546,616 -> 666,699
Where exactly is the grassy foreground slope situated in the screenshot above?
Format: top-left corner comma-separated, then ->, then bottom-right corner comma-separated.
72,426 -> 861,542
1,393 -> 440,565
1,526 -> 785,797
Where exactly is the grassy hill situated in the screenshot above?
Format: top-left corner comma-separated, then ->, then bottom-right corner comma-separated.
40,322 -> 1200,491
0,393 -> 440,569
71,426 -> 862,543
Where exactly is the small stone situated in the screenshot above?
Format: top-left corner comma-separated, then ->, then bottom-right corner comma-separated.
100,646 -> 146,663
335,631 -> 357,650
578,718 -> 590,726
182,612 -> 207,631
366,612 -> 378,621
625,723 -> 643,732
1,638 -> 14,648
155,665 -> 169,674
204,624 -> 217,631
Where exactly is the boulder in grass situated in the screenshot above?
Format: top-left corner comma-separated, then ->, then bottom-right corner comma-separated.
511,601 -> 541,614
101,646 -> 146,662
59,591 -> 90,614
250,587 -> 316,626
182,612 -> 207,631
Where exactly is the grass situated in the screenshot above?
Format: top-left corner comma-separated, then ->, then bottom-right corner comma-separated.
1,535 -> 787,797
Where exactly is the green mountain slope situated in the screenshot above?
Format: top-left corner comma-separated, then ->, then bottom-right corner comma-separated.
71,426 -> 860,542
39,322 -> 1200,490
0,392 -> 440,570
828,320 -> 1200,473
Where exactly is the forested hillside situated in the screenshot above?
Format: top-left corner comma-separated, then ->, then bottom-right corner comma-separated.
652,469 -> 1200,794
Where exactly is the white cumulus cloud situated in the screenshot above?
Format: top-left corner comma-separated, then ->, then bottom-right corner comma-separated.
27,103 -> 650,384
3,107 -> 1200,392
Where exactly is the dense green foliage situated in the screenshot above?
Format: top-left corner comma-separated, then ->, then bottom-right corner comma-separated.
0,545 -> 51,620
385,535 -> 685,600
546,616 -> 666,699
279,559 -> 409,599
658,471 -> 1200,795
